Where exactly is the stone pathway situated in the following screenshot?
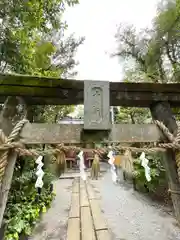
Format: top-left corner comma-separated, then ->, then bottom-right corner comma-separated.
67,178 -> 111,240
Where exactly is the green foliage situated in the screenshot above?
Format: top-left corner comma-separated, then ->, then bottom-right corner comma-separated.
115,0 -> 180,83
3,156 -> 55,239
133,153 -> 168,198
74,105 -> 84,119
0,0 -> 84,76
43,105 -> 75,123
0,0 -> 83,122
28,105 -> 75,123
0,0 -> 59,73
116,107 -> 151,124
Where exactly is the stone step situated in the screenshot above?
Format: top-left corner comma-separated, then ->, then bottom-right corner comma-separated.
81,206 -> 96,240
80,188 -> 89,207
67,218 -> 80,240
72,178 -> 79,193
90,199 -> 108,231
69,193 -> 79,218
96,230 -> 112,240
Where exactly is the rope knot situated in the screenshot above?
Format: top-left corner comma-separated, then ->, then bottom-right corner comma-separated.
154,120 -> 180,150
0,119 -> 29,181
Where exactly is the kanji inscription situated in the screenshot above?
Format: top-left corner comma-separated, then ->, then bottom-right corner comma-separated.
84,81 -> 110,130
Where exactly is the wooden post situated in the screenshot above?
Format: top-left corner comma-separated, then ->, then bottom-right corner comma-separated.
150,101 -> 180,223
0,97 -> 18,136
85,143 -> 94,168
0,97 -> 18,228
0,151 -> 18,227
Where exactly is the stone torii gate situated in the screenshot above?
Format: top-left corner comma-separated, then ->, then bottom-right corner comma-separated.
0,73 -> 180,226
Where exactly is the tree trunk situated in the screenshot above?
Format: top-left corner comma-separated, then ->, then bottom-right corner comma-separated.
150,101 -> 180,223
130,113 -> 135,124
26,106 -> 34,123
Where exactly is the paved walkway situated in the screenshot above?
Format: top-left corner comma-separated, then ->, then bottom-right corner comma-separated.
67,178 -> 111,240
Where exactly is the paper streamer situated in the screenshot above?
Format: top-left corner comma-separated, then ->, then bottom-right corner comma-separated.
78,151 -> 87,181
140,152 -> 151,182
35,155 -> 44,188
107,150 -> 117,183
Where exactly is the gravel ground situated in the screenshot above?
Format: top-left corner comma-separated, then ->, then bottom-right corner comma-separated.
90,165 -> 180,240
29,179 -> 73,240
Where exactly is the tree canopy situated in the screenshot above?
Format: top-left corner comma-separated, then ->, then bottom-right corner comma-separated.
114,0 -> 180,83
114,0 -> 180,123
0,0 -> 84,122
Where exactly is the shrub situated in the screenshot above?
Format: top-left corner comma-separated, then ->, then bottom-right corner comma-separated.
3,156 -> 55,240
133,153 -> 169,202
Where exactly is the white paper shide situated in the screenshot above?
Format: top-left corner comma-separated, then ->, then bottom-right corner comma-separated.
107,150 -> 117,183
35,155 -> 44,188
78,151 -> 87,181
140,152 -> 151,182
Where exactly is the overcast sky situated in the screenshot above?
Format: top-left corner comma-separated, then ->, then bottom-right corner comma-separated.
64,0 -> 158,82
